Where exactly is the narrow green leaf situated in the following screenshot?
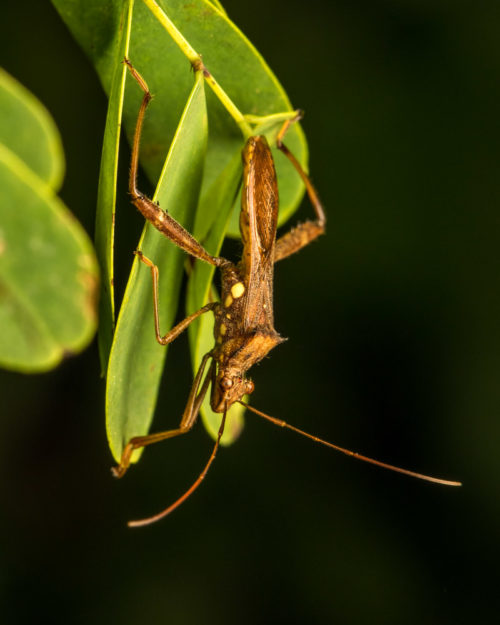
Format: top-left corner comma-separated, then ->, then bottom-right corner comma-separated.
0,70 -> 98,372
95,0 -> 134,374
106,72 -> 207,462
187,150 -> 245,444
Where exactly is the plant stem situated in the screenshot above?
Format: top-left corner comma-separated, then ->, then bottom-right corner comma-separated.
141,0 -> 253,137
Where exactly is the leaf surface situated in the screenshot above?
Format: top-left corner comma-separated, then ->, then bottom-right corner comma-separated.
95,0 -> 134,373
106,72 -> 207,462
0,69 -> 98,372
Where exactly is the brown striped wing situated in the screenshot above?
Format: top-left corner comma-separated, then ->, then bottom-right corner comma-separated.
239,136 -> 279,331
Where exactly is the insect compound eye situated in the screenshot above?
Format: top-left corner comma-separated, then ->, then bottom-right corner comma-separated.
220,377 -> 233,390
245,380 -> 255,394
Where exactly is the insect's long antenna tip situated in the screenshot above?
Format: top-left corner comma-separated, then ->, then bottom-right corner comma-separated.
239,401 -> 461,487
126,408 -> 228,528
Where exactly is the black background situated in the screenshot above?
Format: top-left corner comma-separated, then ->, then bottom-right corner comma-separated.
1,1 -> 499,623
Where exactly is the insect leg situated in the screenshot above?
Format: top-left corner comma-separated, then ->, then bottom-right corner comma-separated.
125,58 -> 226,268
112,352 -> 214,478
273,113 -> 326,262
128,404 -> 228,528
135,250 -> 217,345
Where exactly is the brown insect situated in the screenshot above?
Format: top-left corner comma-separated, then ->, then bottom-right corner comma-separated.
113,59 -> 461,527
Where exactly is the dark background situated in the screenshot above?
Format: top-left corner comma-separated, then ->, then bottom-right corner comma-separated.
1,1 -> 499,623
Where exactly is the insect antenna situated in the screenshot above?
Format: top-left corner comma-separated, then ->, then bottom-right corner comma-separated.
239,401 -> 461,487
127,407 -> 228,528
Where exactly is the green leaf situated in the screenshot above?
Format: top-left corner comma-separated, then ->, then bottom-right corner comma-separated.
52,0 -> 308,236
106,72 -> 207,463
95,0 -> 134,374
207,0 -> 227,15
0,68 -> 98,372
53,0 -> 309,449
0,68 -> 64,190
187,151 -> 245,445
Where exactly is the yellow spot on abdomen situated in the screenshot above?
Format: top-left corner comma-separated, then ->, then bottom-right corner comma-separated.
224,294 -> 233,308
220,323 -> 227,336
231,282 -> 245,298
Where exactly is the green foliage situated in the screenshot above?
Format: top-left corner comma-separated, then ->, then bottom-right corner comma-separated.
52,0 -> 309,458
107,72 -> 208,463
0,68 -> 98,372
94,0 -> 134,372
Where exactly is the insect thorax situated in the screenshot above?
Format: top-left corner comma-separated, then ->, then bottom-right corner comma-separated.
210,262 -> 282,367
